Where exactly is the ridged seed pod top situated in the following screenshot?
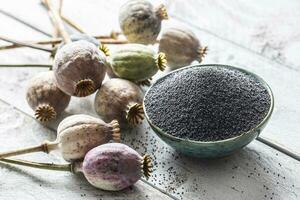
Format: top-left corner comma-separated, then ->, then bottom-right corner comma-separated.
119,0 -> 168,44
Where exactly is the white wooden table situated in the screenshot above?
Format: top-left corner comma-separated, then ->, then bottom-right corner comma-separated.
0,0 -> 299,199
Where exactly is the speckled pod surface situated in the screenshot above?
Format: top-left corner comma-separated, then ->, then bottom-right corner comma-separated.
94,78 -> 144,129
53,40 -> 107,97
26,71 -> 70,122
159,27 -> 207,69
57,114 -> 120,161
110,44 -> 166,81
119,0 -> 168,44
82,143 -> 143,191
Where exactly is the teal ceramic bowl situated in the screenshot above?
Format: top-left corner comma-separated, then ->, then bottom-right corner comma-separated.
143,64 -> 274,158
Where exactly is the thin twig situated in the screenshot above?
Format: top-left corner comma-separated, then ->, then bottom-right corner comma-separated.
0,9 -> 51,37
0,35 -> 53,52
0,158 -> 72,172
42,0 -> 71,43
61,15 -> 85,33
58,0 -> 63,16
0,64 -> 52,68
0,37 -> 129,50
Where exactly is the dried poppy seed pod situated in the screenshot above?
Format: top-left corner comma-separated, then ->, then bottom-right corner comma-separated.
53,40 -> 107,97
0,114 -> 120,162
57,114 -> 121,161
1,143 -> 152,192
81,143 -> 153,191
119,0 -> 168,44
94,78 -> 144,129
26,71 -> 70,122
110,44 -> 167,82
159,27 -> 208,69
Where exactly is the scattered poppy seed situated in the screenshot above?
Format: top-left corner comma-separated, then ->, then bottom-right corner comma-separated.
145,65 -> 271,141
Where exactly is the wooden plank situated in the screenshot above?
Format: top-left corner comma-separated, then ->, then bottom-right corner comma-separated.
0,1 -> 299,200
61,0 -> 300,153
0,90 -> 299,200
0,0 -> 53,38
0,100 -> 174,200
1,0 -> 299,153
162,19 -> 300,154
166,0 -> 300,71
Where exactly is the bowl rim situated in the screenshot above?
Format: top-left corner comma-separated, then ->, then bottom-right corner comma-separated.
143,64 -> 275,145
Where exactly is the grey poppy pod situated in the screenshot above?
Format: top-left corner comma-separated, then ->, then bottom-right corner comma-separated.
81,143 -> 152,191
119,0 -> 168,44
94,78 -> 144,129
57,114 -> 121,161
26,71 -> 70,122
53,40 -> 108,97
159,27 -> 208,70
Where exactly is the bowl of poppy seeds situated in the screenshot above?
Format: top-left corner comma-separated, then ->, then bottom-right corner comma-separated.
144,64 -> 274,158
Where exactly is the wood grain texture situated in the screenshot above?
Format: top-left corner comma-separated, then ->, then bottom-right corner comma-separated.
0,102 -> 173,200
1,0 -> 299,153
166,0 -> 300,71
0,0 -> 299,199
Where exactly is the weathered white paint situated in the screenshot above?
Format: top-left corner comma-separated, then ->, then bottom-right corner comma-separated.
0,105 -> 174,200
166,0 -> 300,71
0,0 -> 299,199
1,0 -> 299,153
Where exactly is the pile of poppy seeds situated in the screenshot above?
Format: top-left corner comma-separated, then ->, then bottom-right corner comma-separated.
144,65 -> 272,141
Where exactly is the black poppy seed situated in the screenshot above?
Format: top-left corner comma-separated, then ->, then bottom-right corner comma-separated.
144,66 -> 271,141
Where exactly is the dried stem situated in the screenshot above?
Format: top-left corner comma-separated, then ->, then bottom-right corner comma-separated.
58,0 -> 63,16
0,9 -> 51,37
42,0 -> 71,43
0,35 -> 53,53
0,158 -> 72,172
0,142 -> 58,159
0,64 -> 52,68
61,15 -> 85,33
0,37 -> 128,51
